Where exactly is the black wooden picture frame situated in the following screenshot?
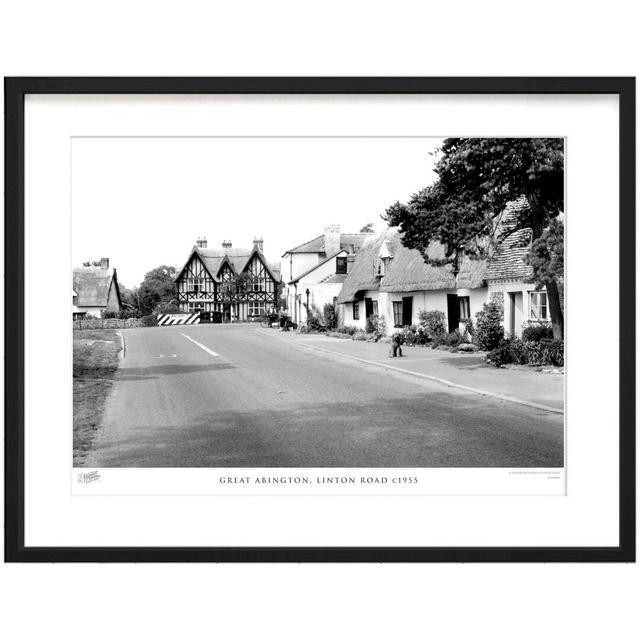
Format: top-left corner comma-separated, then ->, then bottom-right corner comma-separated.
4,77 -> 635,562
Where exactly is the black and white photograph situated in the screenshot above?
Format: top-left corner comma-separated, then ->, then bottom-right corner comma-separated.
72,136 -> 565,471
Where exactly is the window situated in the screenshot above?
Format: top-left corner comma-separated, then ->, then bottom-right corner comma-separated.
353,301 -> 360,320
529,291 -> 548,320
458,296 -> 471,320
248,302 -> 266,317
373,258 -> 385,277
336,256 -> 348,274
392,301 -> 403,327
372,300 -> 379,316
188,302 -> 205,313
188,277 -> 206,292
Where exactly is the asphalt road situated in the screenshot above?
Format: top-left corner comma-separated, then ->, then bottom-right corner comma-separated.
86,324 -> 564,467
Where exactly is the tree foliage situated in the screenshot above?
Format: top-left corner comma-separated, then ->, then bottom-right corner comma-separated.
219,272 -> 250,302
137,265 -> 177,315
359,222 -> 375,233
384,138 -> 565,337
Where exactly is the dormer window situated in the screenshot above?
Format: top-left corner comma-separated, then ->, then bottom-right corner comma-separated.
374,258 -> 385,277
336,256 -> 348,274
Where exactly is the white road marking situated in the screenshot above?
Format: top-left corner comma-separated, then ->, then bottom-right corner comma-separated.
180,333 -> 220,357
151,354 -> 178,359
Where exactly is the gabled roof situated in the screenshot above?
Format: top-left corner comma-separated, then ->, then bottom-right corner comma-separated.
282,233 -> 372,256
485,197 -> 534,282
289,249 -> 347,284
73,266 -> 120,307
176,245 -> 281,284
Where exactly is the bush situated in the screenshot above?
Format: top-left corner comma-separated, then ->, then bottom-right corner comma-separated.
305,307 -> 326,332
353,330 -> 368,341
418,310 -> 446,339
443,329 -> 464,348
334,324 -> 357,336
392,325 -> 428,346
140,314 -> 158,327
153,302 -> 181,315
521,323 -> 553,342
486,338 -> 564,368
322,303 -> 337,330
527,338 -> 564,366
474,300 -> 505,350
366,314 -> 387,339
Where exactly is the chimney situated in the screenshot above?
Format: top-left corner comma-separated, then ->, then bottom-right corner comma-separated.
100,257 -> 109,269
324,225 -> 341,257
222,240 -> 232,249
253,237 -> 264,253
196,237 -> 208,249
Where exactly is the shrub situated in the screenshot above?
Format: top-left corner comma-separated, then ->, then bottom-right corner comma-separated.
140,314 -> 158,327
305,307 -> 326,332
418,310 -> 446,339
393,325 -> 427,346
335,324 -> 357,336
486,338 -> 564,368
153,302 -> 181,315
443,329 -> 464,347
474,299 -> 504,350
322,303 -> 337,330
521,323 -> 554,342
353,330 -> 368,341
366,313 -> 387,339
527,339 -> 564,366
413,324 -> 431,345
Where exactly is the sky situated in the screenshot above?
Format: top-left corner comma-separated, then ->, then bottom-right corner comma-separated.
72,137 -> 443,288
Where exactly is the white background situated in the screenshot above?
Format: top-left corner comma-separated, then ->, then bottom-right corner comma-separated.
1,2 -> 638,639
28,94 -> 607,548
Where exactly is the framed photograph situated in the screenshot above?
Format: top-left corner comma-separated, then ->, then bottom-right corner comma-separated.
4,77 -> 635,562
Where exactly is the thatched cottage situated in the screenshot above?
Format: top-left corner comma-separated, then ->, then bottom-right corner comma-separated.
336,229 -> 488,334
72,258 -> 122,319
335,199 -> 551,337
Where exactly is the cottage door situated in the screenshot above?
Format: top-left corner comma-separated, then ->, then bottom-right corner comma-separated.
402,296 -> 413,327
447,294 -> 459,333
365,297 -> 374,319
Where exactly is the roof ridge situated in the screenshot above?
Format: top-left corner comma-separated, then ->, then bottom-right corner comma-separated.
283,234 -> 323,255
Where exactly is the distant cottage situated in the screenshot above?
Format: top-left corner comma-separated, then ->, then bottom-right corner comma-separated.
174,237 -> 281,322
72,258 -> 122,319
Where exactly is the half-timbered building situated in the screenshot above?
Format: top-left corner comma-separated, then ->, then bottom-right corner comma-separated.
174,237 -> 281,322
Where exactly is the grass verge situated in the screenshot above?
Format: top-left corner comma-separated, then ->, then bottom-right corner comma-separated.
73,329 -> 122,466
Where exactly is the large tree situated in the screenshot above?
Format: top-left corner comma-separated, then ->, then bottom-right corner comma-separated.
137,265 -> 177,315
384,138 -> 565,338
